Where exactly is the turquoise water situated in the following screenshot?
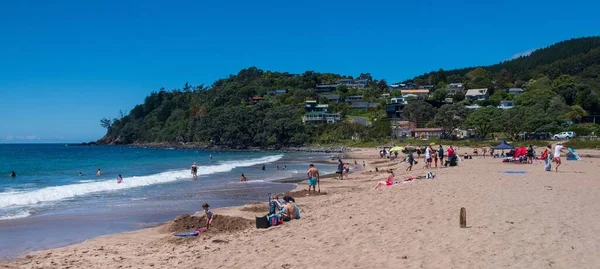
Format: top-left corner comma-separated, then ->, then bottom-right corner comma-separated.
0,144 -> 337,259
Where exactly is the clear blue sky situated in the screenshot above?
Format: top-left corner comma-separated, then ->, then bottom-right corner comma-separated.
1,0 -> 599,143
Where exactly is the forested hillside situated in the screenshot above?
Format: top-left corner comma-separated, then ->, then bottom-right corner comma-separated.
100,36 -> 600,147
408,36 -> 600,114
98,68 -> 391,148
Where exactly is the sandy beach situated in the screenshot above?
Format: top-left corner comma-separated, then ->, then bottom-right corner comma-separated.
2,146 -> 600,269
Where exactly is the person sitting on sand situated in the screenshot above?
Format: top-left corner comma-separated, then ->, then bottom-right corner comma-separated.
281,195 -> 300,221
306,164 -> 320,194
270,195 -> 285,214
202,203 -> 214,230
373,169 -> 394,190
473,147 -> 478,156
239,173 -> 248,182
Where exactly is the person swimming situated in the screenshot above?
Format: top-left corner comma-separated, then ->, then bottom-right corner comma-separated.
97,168 -> 101,176
9,171 -> 16,178
78,172 -> 83,176
117,174 -> 123,184
239,173 -> 248,182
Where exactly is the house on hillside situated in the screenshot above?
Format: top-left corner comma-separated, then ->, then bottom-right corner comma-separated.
325,94 -> 342,104
303,100 -> 341,124
497,100 -> 514,109
445,83 -> 465,96
351,101 -> 379,110
391,121 -> 416,138
302,112 -> 341,124
250,96 -> 265,104
305,100 -> 330,112
507,88 -> 524,95
346,95 -> 365,102
385,97 -> 407,120
267,89 -> 287,95
413,128 -> 444,139
316,84 -> 337,93
336,79 -> 369,89
465,88 -> 489,101
401,89 -> 430,99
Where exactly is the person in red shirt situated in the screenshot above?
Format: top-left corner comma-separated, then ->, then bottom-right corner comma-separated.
447,146 -> 455,158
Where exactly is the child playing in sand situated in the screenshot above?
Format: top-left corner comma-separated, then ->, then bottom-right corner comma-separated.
202,203 -> 214,230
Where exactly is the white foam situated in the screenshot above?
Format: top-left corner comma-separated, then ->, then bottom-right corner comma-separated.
0,210 -> 31,220
0,154 -> 282,209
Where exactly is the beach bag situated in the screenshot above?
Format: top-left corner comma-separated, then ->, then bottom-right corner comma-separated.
256,215 -> 269,229
269,214 -> 280,227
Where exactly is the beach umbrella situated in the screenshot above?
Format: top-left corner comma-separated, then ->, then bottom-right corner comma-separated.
389,146 -> 405,152
492,140 -> 515,150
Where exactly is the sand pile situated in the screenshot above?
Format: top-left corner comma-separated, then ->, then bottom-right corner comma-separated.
160,214 -> 254,234
241,203 -> 270,213
285,189 -> 327,196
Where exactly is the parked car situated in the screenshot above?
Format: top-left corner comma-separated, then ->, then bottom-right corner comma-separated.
553,131 -> 576,140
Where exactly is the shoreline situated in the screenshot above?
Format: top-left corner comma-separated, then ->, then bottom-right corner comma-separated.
92,142 -> 352,153
4,147 -> 600,268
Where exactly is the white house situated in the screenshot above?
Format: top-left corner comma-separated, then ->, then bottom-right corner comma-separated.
465,88 -> 489,101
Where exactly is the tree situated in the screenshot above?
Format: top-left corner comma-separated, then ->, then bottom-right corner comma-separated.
402,100 -> 436,126
100,118 -> 112,131
376,79 -> 388,91
432,89 -> 447,102
464,107 -> 502,139
390,90 -> 402,97
514,89 -> 556,110
433,103 -> 470,135
358,73 -> 373,81
565,105 -> 587,122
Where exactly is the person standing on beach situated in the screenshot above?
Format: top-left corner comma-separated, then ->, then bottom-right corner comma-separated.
543,144 -> 552,171
202,203 -> 214,230
362,160 -> 366,168
336,159 -> 344,180
553,143 -> 566,172
482,147 -> 488,158
424,146 -> 431,169
343,163 -> 350,180
191,162 -> 198,179
438,145 -> 444,165
306,164 -> 320,194
406,150 -> 414,171
432,146 -> 439,168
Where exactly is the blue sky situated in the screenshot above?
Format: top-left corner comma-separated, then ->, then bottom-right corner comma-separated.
1,0 -> 599,143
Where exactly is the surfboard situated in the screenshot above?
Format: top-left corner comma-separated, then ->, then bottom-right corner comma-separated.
174,231 -> 200,237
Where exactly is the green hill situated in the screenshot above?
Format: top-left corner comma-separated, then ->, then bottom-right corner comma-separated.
99,36 -> 600,147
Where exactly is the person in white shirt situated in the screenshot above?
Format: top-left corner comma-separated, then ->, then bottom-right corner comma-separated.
553,143 -> 566,172
424,146 -> 432,169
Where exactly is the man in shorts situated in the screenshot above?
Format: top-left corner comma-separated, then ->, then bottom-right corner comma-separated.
553,143 -> 566,172
306,164 -> 320,194
406,150 -> 414,171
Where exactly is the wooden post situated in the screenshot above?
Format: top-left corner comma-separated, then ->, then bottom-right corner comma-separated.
460,207 -> 466,228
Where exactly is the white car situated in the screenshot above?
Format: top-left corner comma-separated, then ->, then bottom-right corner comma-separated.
553,131 -> 575,140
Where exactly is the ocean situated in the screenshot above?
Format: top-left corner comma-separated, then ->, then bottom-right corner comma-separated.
0,144 -> 338,259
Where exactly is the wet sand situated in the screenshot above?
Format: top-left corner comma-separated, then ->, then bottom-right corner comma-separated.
2,147 -> 600,269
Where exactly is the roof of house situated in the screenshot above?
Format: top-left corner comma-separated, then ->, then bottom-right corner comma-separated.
508,88 -> 524,92
305,100 -> 317,103
414,128 -> 443,132
448,83 -> 464,87
325,94 -> 341,99
315,104 -> 329,108
400,89 -> 430,94
251,96 -> 264,100
465,88 -> 488,96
